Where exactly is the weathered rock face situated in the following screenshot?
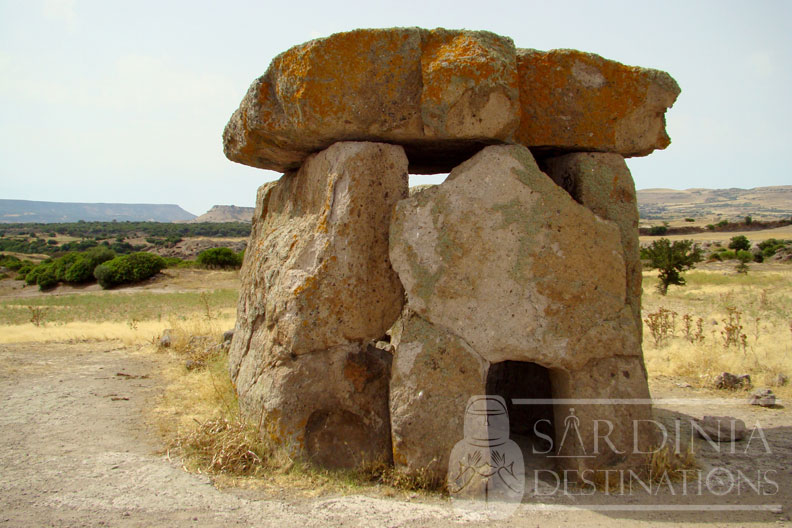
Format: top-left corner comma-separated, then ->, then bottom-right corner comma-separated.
224,28 -> 518,174
224,28 -> 678,174
516,49 -> 680,157
389,310 -> 488,479
253,343 -> 393,469
225,28 -> 669,480
390,144 -> 638,370
228,141 -> 408,466
540,152 -> 642,329
388,144 -> 651,478
550,355 -> 654,473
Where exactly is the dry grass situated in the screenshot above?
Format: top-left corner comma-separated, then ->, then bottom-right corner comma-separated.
647,445 -> 698,483
0,316 -> 236,345
642,264 -> 792,397
149,321 -> 443,497
357,461 -> 445,492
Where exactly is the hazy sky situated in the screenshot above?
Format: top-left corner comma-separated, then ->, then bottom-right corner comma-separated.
1,0 -> 790,215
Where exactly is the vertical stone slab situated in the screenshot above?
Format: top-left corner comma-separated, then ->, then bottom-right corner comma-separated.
389,311 -> 488,481
541,152 -> 642,332
389,144 -> 634,370
550,356 -> 656,476
229,141 -> 408,467
389,145 -> 653,478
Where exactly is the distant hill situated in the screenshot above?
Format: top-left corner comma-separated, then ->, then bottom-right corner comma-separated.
189,205 -> 254,223
637,185 -> 792,221
0,199 -> 196,223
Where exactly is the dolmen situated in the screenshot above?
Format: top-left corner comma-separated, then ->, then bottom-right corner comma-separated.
224,27 -> 679,482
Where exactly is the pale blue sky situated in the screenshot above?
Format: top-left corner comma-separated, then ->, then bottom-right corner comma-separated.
1,0 -> 790,215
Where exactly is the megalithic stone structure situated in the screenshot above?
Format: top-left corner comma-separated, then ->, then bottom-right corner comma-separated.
224,27 -> 679,479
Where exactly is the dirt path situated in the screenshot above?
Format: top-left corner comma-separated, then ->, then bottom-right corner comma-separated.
0,342 -> 789,527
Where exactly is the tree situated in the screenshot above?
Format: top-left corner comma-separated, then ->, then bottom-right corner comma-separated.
728,235 -> 751,252
735,250 -> 752,274
644,238 -> 703,295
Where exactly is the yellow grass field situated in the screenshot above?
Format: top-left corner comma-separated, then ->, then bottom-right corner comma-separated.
641,262 -> 792,397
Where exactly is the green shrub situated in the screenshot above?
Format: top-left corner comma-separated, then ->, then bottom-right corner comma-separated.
736,250 -> 752,262
719,250 -> 736,260
16,263 -> 34,279
197,247 -> 243,269
708,252 -> 722,262
0,254 -> 23,271
684,218 -> 695,222
644,238 -> 703,295
758,238 -> 787,258
51,253 -> 81,282
63,256 -> 95,283
757,238 -> 782,251
648,225 -> 668,236
24,267 -> 40,285
36,266 -> 58,290
94,252 -> 166,289
736,250 -> 752,274
24,261 -> 58,290
752,251 -> 764,263
728,235 -> 751,251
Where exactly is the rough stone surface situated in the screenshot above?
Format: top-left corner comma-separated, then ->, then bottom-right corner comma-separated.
224,28 -> 519,174
389,144 -> 638,370
516,48 -> 680,157
748,389 -> 776,408
714,372 -> 752,390
389,310 -> 487,481
695,416 -> 747,442
228,141 -> 408,466
550,356 -> 655,473
224,29 -> 678,174
254,344 -> 393,468
388,144 -> 651,478
541,152 -> 642,331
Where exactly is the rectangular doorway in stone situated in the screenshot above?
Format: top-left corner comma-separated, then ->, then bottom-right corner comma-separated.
485,361 -> 557,472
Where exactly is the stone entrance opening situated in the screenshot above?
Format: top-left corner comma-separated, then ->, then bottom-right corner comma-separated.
485,361 -> 556,468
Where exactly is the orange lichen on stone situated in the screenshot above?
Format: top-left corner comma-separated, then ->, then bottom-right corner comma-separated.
224,29 -> 679,171
270,29 -> 422,135
421,33 -> 499,103
515,49 -> 680,156
293,275 -> 318,296
420,29 -> 519,139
